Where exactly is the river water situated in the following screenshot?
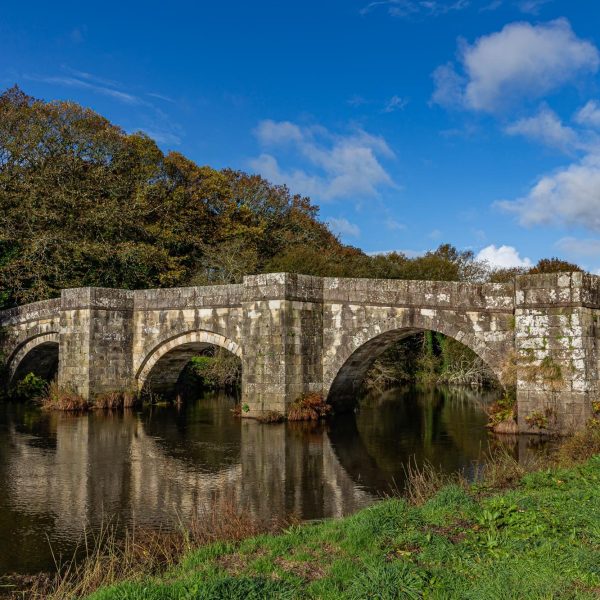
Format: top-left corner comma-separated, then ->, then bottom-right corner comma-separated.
0,385 -> 520,575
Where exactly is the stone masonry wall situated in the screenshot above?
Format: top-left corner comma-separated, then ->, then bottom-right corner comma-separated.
131,285 -> 243,385
241,274 -> 323,416
2,273 -> 599,434
59,288 -> 135,399
515,272 -> 600,433
321,278 -> 515,405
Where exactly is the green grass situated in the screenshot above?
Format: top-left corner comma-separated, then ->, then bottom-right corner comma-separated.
87,457 -> 600,599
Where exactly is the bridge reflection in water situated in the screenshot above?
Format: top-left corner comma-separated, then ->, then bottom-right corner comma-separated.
0,387 -> 541,574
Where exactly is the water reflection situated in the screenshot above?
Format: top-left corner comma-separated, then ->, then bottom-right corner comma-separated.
0,386 -> 539,574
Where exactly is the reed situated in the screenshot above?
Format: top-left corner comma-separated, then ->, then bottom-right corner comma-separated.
10,497 -> 292,600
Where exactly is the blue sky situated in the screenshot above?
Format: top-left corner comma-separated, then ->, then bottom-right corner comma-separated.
2,1 -> 600,271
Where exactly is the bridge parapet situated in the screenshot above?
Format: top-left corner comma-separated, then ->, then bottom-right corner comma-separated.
133,284 -> 243,310
0,297 -> 61,325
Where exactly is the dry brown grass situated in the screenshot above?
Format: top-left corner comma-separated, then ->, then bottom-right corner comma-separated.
557,420 -> 600,466
287,392 -> 331,421
256,410 -> 285,423
40,382 -> 90,412
7,497 -> 292,600
401,459 -> 468,506
93,390 -> 139,410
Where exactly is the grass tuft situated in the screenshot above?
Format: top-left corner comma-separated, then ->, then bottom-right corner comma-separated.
40,381 -> 90,412
256,410 -> 285,424
93,390 -> 139,410
287,393 -> 331,422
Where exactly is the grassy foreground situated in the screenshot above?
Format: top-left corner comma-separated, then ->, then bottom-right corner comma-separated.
86,453 -> 600,599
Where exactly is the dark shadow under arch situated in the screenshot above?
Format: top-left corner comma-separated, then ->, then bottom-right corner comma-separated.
10,341 -> 59,386
326,327 -> 501,410
138,332 -> 242,399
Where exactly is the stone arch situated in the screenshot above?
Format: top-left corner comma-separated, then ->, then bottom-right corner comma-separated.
324,310 -> 508,408
7,332 -> 60,385
136,330 -> 242,396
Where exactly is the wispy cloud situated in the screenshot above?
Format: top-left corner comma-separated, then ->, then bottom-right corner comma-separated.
249,120 -> 395,201
575,100 -> 600,129
24,67 -> 183,147
383,95 -> 408,112
147,92 -> 176,103
69,26 -> 86,44
518,0 -> 553,14
348,95 -> 368,107
556,236 -> 600,257
385,218 -> 406,231
24,73 -> 145,105
360,0 -> 470,18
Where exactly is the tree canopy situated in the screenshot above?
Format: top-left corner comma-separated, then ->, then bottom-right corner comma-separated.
0,86 -> 583,309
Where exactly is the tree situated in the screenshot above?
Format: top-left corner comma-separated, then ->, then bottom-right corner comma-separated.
529,258 -> 582,274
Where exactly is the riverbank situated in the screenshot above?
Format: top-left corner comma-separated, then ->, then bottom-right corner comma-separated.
28,425 -> 600,599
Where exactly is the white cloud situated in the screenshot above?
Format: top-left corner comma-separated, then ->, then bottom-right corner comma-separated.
476,244 -> 533,268
432,19 -> 599,113
556,237 -> 600,257
574,100 -> 600,129
497,154 -> 600,230
505,105 -> 579,151
250,120 -> 394,201
383,95 -> 408,112
327,217 -> 361,238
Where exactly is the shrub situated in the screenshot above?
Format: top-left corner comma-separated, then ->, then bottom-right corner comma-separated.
487,390 -> 518,433
287,392 -> 331,421
189,350 -> 241,391
41,381 -> 89,412
525,409 -> 550,431
9,372 -> 48,401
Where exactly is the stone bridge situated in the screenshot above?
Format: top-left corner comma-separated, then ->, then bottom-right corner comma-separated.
1,272 -> 599,433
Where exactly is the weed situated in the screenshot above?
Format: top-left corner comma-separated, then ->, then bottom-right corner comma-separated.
287,393 -> 331,421
40,381 -> 89,412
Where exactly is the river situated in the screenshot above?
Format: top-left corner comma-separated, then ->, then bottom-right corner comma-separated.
0,385 -> 537,575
